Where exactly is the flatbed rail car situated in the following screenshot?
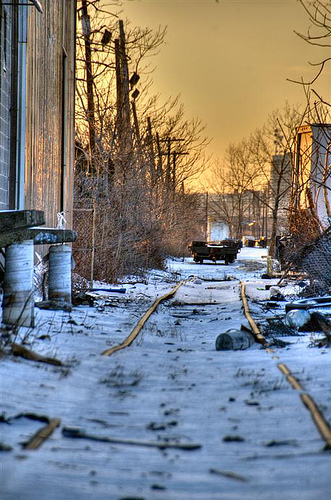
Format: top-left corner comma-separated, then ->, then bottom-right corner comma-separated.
188,240 -> 241,264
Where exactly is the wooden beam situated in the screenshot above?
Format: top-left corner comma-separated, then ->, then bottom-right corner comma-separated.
0,210 -> 45,233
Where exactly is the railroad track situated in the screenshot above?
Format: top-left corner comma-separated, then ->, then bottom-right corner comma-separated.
100,277 -> 331,451
102,279 -> 186,356
241,281 -> 331,451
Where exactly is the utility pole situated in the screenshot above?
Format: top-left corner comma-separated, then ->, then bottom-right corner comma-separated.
81,0 -> 96,167
131,99 -> 142,155
155,132 -> 163,182
146,117 -> 156,185
159,138 -> 188,191
115,20 -> 133,160
205,192 -> 209,240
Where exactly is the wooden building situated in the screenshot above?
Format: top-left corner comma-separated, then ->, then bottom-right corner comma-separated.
0,0 -> 76,228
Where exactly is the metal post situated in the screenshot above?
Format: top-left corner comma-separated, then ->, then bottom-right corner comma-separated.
49,244 -> 72,304
90,205 -> 96,290
2,240 -> 34,327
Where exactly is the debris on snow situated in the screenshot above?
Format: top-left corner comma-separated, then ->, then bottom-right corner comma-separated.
209,468 -> 249,482
11,342 -> 63,366
265,439 -> 299,447
0,442 -> 12,452
62,426 -> 201,451
310,312 -> 331,340
35,300 -> 72,312
285,309 -> 312,330
223,435 -> 245,442
215,329 -> 255,351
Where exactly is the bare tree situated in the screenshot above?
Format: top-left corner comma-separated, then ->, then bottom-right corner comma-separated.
249,104 -> 305,256
208,103 -> 307,254
289,0 -> 331,111
210,140 -> 263,239
74,3 -> 210,280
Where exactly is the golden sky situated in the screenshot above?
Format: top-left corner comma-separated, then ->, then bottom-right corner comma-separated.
118,0 -> 330,162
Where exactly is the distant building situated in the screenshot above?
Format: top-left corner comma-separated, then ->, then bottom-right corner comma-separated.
207,190 -> 267,240
207,219 -> 229,242
0,0 -> 76,228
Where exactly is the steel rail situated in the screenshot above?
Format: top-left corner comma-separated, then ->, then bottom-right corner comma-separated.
102,280 -> 185,356
240,281 -> 331,451
240,282 -> 268,346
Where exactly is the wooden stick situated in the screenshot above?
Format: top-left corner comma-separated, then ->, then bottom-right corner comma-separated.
23,418 -> 61,450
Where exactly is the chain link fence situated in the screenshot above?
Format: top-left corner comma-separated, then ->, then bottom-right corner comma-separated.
280,208 -> 331,296
299,228 -> 331,296
72,208 -> 94,284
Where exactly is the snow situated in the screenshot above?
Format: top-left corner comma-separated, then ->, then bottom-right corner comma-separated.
1,247 -> 330,500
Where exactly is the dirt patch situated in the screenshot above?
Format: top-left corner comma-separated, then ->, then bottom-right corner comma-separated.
237,260 -> 266,272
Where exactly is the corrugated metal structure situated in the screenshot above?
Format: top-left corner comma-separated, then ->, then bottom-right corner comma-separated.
0,0 -> 76,228
291,124 -> 331,229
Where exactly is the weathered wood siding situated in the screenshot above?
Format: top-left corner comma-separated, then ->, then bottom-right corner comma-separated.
25,0 -> 76,228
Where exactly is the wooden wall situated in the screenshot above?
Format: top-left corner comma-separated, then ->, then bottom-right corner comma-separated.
25,0 -> 76,228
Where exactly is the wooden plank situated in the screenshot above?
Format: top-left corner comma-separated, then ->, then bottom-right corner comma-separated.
0,228 -> 77,247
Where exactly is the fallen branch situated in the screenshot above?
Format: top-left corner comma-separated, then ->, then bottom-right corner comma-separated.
11,343 -> 63,366
62,426 -> 201,451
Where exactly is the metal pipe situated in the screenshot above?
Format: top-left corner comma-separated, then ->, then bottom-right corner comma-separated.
16,4 -> 28,209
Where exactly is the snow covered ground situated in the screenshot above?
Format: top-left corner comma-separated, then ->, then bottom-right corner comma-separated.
1,247 -> 330,500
